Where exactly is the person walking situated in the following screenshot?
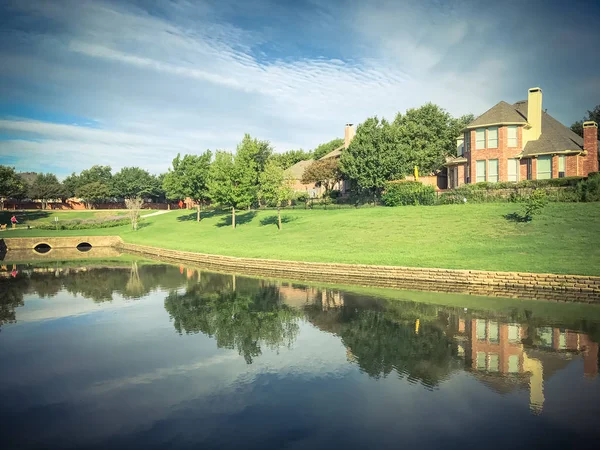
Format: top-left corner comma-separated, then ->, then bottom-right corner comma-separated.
10,215 -> 18,229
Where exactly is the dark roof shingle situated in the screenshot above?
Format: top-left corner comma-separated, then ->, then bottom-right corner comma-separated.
465,101 -> 528,128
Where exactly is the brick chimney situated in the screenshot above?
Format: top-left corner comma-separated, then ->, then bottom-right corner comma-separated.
344,123 -> 355,149
527,87 -> 542,141
583,121 -> 599,175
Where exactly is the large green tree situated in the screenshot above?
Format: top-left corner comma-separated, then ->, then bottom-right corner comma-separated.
312,138 -> 344,160
63,165 -> 113,198
571,105 -> 600,137
0,166 -> 26,210
339,117 -> 408,197
112,167 -> 162,200
75,181 -> 111,208
28,173 -> 67,209
163,152 -> 212,222
258,160 -> 294,230
209,150 -> 256,228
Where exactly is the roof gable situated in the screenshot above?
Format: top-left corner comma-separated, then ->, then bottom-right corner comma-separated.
466,101 -> 528,128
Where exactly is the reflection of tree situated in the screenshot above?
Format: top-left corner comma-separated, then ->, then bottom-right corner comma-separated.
124,262 -> 144,298
0,277 -> 27,328
304,294 -> 460,387
164,274 -> 301,364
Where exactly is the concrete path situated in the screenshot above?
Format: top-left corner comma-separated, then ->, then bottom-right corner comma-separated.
141,210 -> 175,218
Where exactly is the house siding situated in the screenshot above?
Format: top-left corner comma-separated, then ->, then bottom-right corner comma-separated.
467,126 -> 524,183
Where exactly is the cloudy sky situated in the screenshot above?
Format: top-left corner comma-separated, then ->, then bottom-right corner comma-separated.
0,0 -> 598,177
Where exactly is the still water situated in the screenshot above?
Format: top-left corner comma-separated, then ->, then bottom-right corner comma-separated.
1,260 -> 600,449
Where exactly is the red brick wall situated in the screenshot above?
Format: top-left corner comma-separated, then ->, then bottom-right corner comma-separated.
467,126 -> 524,183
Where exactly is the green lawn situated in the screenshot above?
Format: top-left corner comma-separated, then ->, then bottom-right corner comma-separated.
3,203 -> 600,275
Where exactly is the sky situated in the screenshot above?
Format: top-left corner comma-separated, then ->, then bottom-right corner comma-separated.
0,0 -> 599,178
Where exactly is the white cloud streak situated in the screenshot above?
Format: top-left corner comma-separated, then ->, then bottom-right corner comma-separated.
1,0 -> 596,175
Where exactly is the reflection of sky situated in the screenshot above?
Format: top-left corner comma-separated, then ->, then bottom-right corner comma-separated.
1,289 -> 600,449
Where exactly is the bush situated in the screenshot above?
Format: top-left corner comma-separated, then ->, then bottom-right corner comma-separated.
36,216 -> 131,230
576,176 -> 600,202
522,189 -> 547,218
382,181 -> 436,206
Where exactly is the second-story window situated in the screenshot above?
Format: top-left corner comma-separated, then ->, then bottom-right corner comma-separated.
507,125 -> 518,147
488,127 -> 498,148
476,128 -> 485,149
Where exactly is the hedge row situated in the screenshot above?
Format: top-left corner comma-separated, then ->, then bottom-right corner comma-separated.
381,182 -> 436,206
36,216 -> 131,230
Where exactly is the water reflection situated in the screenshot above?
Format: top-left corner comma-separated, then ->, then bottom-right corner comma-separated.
1,261 -> 600,436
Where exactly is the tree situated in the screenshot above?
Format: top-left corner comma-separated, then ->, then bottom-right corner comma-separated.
75,181 -> 111,208
571,105 -> 600,137
394,103 -> 463,174
209,150 -> 256,228
62,172 -> 80,198
125,196 -> 144,230
0,166 -> 26,211
301,158 -> 342,196
112,167 -> 162,200
312,138 -> 344,160
270,149 -> 313,169
163,152 -> 212,222
258,160 -> 294,230
236,133 -> 273,192
339,117 -> 408,197
28,173 -> 67,209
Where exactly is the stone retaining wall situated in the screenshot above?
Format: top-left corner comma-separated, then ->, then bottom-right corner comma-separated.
2,236 -> 123,250
119,242 -> 600,304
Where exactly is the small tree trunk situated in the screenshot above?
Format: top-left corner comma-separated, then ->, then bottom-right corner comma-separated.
277,206 -> 281,230
196,204 -> 200,222
232,206 -> 236,229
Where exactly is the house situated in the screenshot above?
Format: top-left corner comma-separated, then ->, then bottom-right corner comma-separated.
445,87 -> 599,188
286,124 -> 356,196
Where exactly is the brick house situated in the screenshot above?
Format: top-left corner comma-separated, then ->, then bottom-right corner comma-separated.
445,87 -> 599,188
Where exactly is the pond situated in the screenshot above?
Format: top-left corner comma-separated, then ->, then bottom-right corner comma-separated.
1,259 -> 600,449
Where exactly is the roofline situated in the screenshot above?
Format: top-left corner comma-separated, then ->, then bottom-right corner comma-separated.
462,122 -> 528,132
516,149 -> 583,159
444,158 -> 468,166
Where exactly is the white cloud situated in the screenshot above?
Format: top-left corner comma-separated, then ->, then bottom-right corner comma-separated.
1,0 -> 595,175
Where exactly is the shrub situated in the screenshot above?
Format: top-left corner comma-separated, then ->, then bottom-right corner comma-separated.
382,181 -> 436,206
522,189 -> 547,219
36,216 -> 130,230
576,176 -> 600,202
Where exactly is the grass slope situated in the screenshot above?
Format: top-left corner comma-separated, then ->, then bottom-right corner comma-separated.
3,203 -> 599,275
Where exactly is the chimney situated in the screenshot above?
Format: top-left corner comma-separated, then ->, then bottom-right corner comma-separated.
527,87 -> 542,141
583,121 -> 599,175
344,123 -> 355,149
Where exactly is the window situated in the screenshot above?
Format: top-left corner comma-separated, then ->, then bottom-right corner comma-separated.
508,325 -> 521,343
489,321 -> 499,343
508,355 -> 520,374
476,352 -> 487,370
559,331 -> 567,350
466,165 -> 470,184
476,160 -> 486,182
476,128 -> 486,149
537,155 -> 552,179
508,159 -> 518,182
457,141 -> 464,156
465,132 -> 471,152
488,159 -> 499,183
539,327 -> 553,348
476,319 -> 487,341
507,126 -> 518,147
488,127 -> 498,148
526,159 -> 532,180
488,354 -> 499,372
558,155 -> 566,178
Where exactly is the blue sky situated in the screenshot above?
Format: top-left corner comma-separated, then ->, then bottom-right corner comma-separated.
0,0 -> 599,177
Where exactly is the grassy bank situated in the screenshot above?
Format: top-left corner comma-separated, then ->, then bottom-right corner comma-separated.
3,203 -> 600,275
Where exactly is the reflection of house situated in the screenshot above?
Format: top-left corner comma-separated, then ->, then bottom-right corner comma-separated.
445,87 -> 599,188
278,284 -> 321,308
453,318 -> 599,414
